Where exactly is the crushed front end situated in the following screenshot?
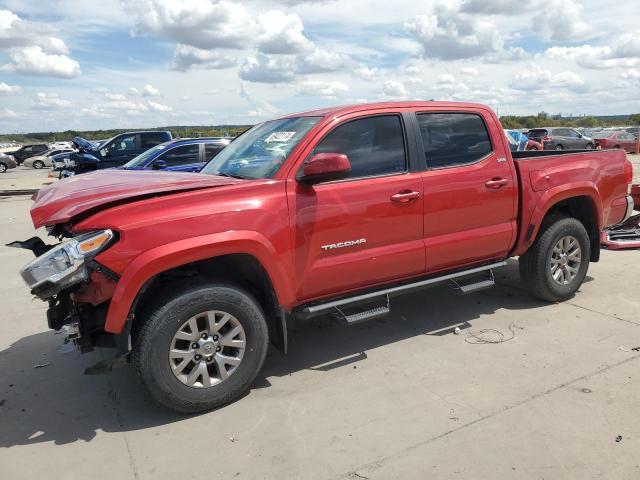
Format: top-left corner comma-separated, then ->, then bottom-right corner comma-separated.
10,228 -> 125,354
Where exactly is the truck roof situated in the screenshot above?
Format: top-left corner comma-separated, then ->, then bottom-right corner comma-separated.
281,101 -> 492,119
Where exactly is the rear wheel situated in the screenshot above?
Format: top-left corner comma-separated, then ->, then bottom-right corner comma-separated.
519,216 -> 590,302
555,144 -> 564,150
134,283 -> 269,413
33,160 -> 45,169
0,162 -> 6,173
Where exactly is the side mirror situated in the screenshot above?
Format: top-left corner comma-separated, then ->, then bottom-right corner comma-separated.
152,159 -> 167,170
299,153 -> 351,184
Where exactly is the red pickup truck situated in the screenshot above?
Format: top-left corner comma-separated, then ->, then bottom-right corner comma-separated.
12,101 -> 634,412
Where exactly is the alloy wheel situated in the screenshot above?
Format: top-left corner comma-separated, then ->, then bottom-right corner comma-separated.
550,235 -> 581,285
169,310 -> 246,388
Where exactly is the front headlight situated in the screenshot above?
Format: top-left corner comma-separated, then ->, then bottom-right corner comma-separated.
20,229 -> 114,298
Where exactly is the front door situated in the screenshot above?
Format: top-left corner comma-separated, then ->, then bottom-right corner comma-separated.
289,113 -> 425,301
416,110 -> 517,272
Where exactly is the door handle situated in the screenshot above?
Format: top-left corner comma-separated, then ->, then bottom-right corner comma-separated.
390,190 -> 421,203
485,178 -> 508,189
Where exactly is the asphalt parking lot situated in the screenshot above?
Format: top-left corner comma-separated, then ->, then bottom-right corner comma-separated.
1,164 -> 639,479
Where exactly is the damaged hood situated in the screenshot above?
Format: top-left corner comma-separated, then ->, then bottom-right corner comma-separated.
31,170 -> 243,228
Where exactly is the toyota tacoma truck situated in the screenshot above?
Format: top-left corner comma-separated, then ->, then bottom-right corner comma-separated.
10,102 -> 635,413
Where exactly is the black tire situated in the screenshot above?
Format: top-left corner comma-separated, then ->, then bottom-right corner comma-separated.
134,283 -> 269,413
33,160 -> 44,169
586,143 -> 594,150
554,144 -> 564,150
0,162 -> 6,173
519,216 -> 590,302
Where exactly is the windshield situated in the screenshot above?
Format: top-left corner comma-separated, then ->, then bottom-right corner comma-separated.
200,116 -> 321,179
122,143 -> 168,169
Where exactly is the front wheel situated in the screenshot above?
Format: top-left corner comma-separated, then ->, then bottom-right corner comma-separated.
134,283 -> 269,413
0,162 -> 6,173
33,160 -> 45,169
519,217 -> 590,302
554,144 -> 564,150
585,143 -> 594,150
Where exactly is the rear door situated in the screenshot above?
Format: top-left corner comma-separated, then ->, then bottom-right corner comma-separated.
416,109 -> 517,272
288,112 -> 425,301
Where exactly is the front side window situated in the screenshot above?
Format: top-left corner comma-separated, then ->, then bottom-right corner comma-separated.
157,144 -> 200,167
417,113 -> 492,168
201,117 -> 320,179
109,135 -> 136,152
313,115 -> 406,179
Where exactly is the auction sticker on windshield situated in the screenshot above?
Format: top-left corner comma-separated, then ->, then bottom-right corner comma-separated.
265,131 -> 296,143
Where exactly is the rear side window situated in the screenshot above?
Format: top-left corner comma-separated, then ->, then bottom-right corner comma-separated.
157,144 -> 200,167
205,143 -> 225,160
417,113 -> 492,169
528,129 -> 548,138
109,134 -> 136,152
314,115 -> 406,179
141,132 -> 169,149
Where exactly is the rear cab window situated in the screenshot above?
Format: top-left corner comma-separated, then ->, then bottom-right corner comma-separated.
416,112 -> 492,169
313,115 -> 407,180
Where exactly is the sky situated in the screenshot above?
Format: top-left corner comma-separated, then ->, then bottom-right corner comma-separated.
0,0 -> 639,133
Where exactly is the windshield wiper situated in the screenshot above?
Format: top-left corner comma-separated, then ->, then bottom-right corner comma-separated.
215,172 -> 248,180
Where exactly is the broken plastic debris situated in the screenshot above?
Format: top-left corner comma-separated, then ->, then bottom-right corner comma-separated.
615,435 -> 623,443
33,362 -> 50,368
454,327 -> 461,335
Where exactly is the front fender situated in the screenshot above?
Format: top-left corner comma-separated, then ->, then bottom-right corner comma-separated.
103,230 -> 295,333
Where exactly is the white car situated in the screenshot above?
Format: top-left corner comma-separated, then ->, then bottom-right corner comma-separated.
49,141 -> 73,150
23,148 -> 75,169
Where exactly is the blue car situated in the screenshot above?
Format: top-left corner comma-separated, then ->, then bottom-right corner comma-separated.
120,137 -> 231,172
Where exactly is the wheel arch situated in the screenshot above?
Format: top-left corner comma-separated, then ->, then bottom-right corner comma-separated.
516,189 -> 602,261
103,231 -> 294,352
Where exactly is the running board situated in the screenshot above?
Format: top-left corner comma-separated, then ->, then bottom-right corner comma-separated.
300,261 -> 507,317
449,270 -> 495,295
336,295 -> 391,324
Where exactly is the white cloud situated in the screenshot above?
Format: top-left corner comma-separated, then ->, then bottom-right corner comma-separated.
355,66 -> 379,80
437,73 -> 456,84
532,0 -> 593,42
256,11 -> 311,54
298,80 -> 349,98
7,45 -> 80,78
240,54 -> 295,83
296,46 -> 349,74
171,44 -> 236,71
405,3 -> 505,60
32,92 -> 72,109
545,33 -> 640,70
239,82 -> 279,118
142,84 -> 160,97
146,99 -> 172,112
0,108 -> 17,118
0,81 -> 22,94
382,80 -> 408,98
510,65 -> 585,92
123,0 -> 256,50
460,67 -> 478,75
104,92 -> 126,101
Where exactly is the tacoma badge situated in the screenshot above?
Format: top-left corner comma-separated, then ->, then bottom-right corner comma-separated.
321,238 -> 367,251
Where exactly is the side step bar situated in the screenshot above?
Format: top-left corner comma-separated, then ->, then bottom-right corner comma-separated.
300,261 -> 507,317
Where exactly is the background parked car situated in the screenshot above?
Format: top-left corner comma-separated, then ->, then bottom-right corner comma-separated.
8,143 -> 49,164
23,148 -> 75,169
48,141 -> 74,150
0,152 -> 17,173
121,137 -> 231,172
527,127 -> 595,150
594,131 -> 639,153
62,131 -> 173,176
